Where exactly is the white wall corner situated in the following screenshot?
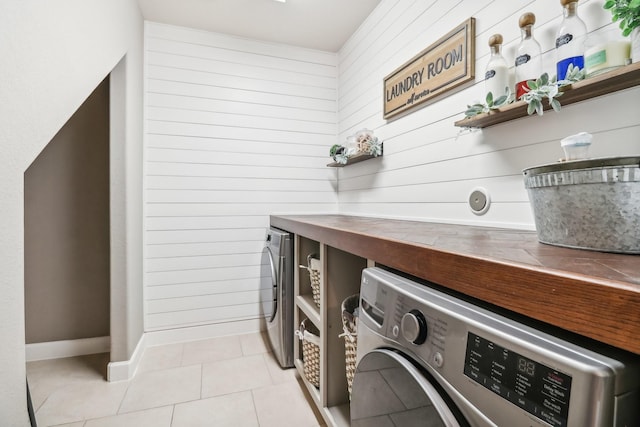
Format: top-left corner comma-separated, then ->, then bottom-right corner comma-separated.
107,332 -> 147,382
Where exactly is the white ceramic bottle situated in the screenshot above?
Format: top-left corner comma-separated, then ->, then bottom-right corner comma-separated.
485,34 -> 510,99
515,12 -> 542,99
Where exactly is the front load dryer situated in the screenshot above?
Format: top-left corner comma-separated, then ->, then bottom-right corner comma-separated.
261,227 -> 294,368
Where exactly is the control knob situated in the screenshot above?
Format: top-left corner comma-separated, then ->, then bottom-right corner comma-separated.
401,309 -> 428,344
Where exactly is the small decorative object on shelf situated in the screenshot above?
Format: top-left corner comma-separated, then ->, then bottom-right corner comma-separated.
556,0 -> 587,81
585,28 -> 631,76
515,12 -> 543,99
329,144 -> 348,165
355,129 -> 382,157
328,129 -> 383,167
485,34 -> 510,100
603,0 -> 640,62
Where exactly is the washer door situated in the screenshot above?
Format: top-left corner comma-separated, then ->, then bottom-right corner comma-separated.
351,349 -> 464,427
260,246 -> 278,323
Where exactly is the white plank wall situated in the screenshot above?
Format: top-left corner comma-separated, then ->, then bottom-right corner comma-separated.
337,0 -> 640,228
143,1 -> 640,334
144,22 -> 338,331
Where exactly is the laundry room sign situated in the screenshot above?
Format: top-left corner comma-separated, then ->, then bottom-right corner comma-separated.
383,18 -> 475,119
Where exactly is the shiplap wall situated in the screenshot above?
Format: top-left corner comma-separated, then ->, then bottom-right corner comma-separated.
144,22 -> 338,332
337,0 -> 640,228
143,0 -> 640,334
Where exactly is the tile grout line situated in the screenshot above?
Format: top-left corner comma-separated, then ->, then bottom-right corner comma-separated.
169,404 -> 176,427
115,374 -> 133,415
199,362 -> 203,400
249,388 -> 262,427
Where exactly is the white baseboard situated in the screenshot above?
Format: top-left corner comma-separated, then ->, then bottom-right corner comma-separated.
107,334 -> 147,382
24,322 -> 261,380
101,320 -> 264,382
107,333 -> 147,382
145,319 -> 264,347
26,336 -> 110,362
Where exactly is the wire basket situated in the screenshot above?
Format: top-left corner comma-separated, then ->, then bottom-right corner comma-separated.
300,254 -> 321,308
296,318 -> 320,388
340,293 -> 359,398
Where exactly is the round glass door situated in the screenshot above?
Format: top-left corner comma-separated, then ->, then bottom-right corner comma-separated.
260,246 -> 277,322
351,349 -> 464,427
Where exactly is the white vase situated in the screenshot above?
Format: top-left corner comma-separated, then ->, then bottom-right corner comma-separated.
632,27 -> 640,63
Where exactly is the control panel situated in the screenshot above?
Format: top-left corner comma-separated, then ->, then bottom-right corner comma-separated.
464,332 -> 572,427
361,273 -> 450,371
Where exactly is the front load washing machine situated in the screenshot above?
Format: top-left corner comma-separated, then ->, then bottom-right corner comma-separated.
351,267 -> 640,427
261,227 -> 294,368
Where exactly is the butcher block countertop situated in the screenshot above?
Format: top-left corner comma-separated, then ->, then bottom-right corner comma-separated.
271,214 -> 640,355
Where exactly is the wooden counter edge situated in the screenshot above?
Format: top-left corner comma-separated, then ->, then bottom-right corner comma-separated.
271,215 -> 640,355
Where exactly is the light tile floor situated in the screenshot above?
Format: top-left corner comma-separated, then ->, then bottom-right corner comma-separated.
27,332 -> 326,427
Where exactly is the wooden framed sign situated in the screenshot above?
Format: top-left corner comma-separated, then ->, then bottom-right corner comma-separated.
383,18 -> 475,119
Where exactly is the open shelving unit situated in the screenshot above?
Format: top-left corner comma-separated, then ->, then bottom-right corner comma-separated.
293,235 -> 370,427
454,61 -> 640,129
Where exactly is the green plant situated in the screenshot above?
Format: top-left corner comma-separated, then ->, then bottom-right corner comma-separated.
557,63 -> 586,85
361,136 -> 383,157
604,0 -> 640,36
521,73 -> 563,116
464,88 -> 512,118
329,144 -> 348,164
522,65 -> 584,116
463,64 -> 584,119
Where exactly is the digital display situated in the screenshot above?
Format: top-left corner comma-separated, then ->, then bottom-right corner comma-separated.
518,357 -> 535,377
464,332 -> 572,427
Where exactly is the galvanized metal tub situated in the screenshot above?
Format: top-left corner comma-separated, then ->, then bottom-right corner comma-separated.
523,156 -> 640,254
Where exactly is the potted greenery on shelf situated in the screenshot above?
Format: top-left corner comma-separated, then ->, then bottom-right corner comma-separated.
329,130 -> 382,165
330,144 -> 348,165
604,0 -> 640,62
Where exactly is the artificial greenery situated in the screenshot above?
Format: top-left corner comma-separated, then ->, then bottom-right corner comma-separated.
464,64 -> 586,118
604,0 -> 640,36
362,136 -> 383,157
330,144 -> 348,165
521,73 -> 563,116
464,88 -> 512,118
522,64 -> 585,116
558,63 -> 587,85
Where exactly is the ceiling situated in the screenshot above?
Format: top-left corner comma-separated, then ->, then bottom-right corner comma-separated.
137,0 -> 382,52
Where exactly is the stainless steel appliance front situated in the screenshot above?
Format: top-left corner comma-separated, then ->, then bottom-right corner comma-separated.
261,227 -> 294,368
351,267 -> 640,427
